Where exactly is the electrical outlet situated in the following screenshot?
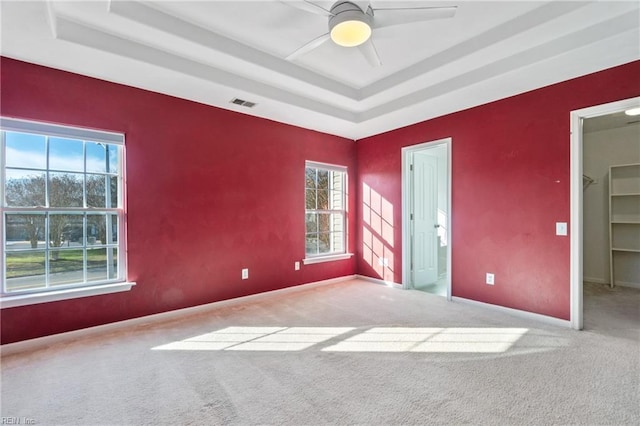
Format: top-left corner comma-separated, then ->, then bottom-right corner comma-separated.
242,268 -> 249,280
294,261 -> 300,271
556,222 -> 568,236
486,273 -> 495,285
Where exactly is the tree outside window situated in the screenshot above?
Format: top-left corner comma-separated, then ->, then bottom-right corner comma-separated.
305,162 -> 347,257
2,123 -> 124,294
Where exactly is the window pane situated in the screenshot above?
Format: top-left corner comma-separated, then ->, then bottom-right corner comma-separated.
305,189 -> 317,210
305,213 -> 318,234
330,190 -> 343,210
49,214 -> 83,248
318,213 -> 330,233
108,145 -> 119,174
330,212 -> 344,230
5,214 -> 45,250
5,251 -> 46,292
331,231 -> 344,252
86,174 -> 106,208
49,249 -> 84,286
87,247 -> 118,282
5,131 -> 46,169
108,248 -> 118,280
86,142 -> 107,173
305,168 -> 317,189
87,247 -> 107,282
318,233 -> 331,253
109,215 -> 118,244
49,137 -> 84,172
317,187 -> 329,210
49,172 -> 83,207
330,170 -> 343,191
87,214 -> 106,245
5,169 -> 46,207
109,176 -> 119,208
317,170 -> 329,192
305,234 -> 318,256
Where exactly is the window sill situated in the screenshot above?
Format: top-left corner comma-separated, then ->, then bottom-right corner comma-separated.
0,281 -> 136,309
303,253 -> 354,265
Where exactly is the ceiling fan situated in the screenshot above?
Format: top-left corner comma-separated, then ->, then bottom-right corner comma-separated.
280,1 -> 457,66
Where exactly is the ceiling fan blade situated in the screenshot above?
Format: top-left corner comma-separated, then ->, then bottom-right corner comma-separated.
279,1 -> 334,17
286,33 -> 331,61
372,6 -> 457,29
358,38 -> 382,67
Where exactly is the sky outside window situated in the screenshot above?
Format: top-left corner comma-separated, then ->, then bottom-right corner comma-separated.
5,132 -> 46,169
49,137 -> 84,171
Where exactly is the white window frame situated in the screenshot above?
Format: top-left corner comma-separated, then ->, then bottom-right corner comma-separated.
0,118 -> 134,309
303,161 -> 353,265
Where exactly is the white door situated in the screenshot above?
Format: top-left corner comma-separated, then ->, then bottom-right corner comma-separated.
412,152 -> 439,286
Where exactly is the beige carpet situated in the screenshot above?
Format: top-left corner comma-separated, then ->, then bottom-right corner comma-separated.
1,279 -> 639,425
413,277 -> 447,297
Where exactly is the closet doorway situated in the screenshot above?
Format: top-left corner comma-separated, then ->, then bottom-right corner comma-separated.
570,97 -> 640,330
401,138 -> 452,300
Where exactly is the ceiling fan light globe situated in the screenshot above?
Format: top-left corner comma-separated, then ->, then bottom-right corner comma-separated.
330,20 -> 371,47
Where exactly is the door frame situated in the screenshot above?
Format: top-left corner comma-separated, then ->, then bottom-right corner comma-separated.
401,138 -> 452,300
569,96 -> 640,330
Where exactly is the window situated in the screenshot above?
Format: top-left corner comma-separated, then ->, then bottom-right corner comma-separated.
305,161 -> 349,262
1,118 -> 131,306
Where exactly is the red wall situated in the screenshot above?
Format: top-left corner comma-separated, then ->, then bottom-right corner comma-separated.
2,58 -> 639,343
0,58 -> 357,344
357,60 -> 640,320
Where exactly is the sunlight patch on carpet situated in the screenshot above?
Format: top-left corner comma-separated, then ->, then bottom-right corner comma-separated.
152,326 -> 528,353
322,327 -> 529,353
152,326 -> 355,351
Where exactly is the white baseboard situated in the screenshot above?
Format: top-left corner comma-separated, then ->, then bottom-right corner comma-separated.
452,297 -> 571,328
584,277 -> 640,289
1,275 -> 357,357
615,280 -> 640,289
355,274 -> 403,289
583,276 -> 608,285
358,276 -> 570,327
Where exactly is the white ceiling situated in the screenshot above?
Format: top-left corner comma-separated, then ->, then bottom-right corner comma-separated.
1,1 -> 639,140
584,111 -> 640,133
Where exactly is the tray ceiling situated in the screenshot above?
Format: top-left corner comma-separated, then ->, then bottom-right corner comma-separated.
1,1 -> 639,139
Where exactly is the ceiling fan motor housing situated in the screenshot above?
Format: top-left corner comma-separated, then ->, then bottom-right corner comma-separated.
329,1 -> 373,47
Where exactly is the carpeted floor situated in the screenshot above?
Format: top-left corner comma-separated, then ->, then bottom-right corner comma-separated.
1,279 -> 639,425
413,276 -> 447,297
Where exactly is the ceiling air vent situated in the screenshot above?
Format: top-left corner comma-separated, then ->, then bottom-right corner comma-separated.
230,98 -> 257,108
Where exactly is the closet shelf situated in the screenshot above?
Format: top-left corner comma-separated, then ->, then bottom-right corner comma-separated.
609,163 -> 640,288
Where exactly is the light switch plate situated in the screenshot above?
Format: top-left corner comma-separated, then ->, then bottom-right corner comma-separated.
556,222 -> 568,236
242,268 -> 249,279
486,273 -> 495,285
